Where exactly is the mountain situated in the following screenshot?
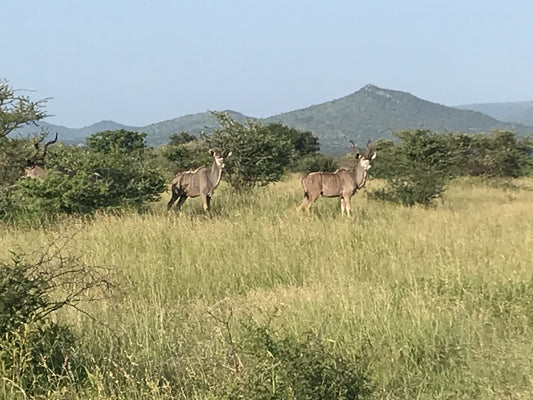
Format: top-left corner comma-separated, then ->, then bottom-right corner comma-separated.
456,101 -> 533,126
13,111 -> 248,146
263,85 -> 531,153
13,85 -> 533,154
140,110 -> 248,146
13,120 -> 136,143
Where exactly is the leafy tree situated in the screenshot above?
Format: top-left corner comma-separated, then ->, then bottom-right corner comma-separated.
261,123 -> 336,174
440,132 -> 475,177
1,79 -> 52,221
0,79 -> 49,138
291,153 -> 338,174
373,130 -> 533,181
161,137 -> 212,173
263,123 -> 320,156
168,131 -> 197,146
0,79 -> 50,187
466,131 -> 532,177
80,130 -> 166,207
12,170 -> 108,217
0,137 -> 30,186
207,112 -> 293,191
86,129 -> 147,154
370,130 -> 452,207
365,139 -> 396,179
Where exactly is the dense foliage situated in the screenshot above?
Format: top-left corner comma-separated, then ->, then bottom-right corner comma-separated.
0,248 -> 112,396
159,134 -> 212,174
370,129 -> 533,206
369,130 -> 454,206
229,324 -> 372,399
1,130 -> 166,223
160,118 -> 335,179
212,116 -> 293,191
206,112 -> 319,191
0,80 -> 50,188
0,79 -> 48,139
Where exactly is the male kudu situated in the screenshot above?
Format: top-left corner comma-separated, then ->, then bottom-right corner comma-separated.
297,140 -> 376,216
24,132 -> 58,178
167,149 -> 232,213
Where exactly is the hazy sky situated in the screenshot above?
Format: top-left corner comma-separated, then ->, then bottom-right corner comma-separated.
3,0 -> 532,128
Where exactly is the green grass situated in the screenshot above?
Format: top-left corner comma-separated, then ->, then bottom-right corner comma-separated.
1,176 -> 532,399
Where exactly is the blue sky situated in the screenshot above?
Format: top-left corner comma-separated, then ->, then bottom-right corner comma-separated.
3,0 -> 532,128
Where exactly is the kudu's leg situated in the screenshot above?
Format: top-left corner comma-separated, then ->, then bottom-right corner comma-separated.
304,193 -> 319,214
297,194 -> 309,211
343,196 -> 352,217
340,198 -> 346,216
167,191 -> 179,211
201,194 -> 211,214
175,195 -> 187,210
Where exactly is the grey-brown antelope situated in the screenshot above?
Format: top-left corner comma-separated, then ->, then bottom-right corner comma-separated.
297,139 -> 376,216
167,149 -> 232,213
24,132 -> 58,179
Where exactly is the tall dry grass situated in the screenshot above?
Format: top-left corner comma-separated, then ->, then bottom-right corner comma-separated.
1,176 -> 532,399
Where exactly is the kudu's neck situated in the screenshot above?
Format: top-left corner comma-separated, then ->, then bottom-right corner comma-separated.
208,159 -> 224,188
350,161 -> 368,189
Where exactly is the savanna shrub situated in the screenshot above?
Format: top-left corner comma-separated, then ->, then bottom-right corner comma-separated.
0,260 -> 47,335
4,130 -> 166,223
465,130 -> 532,177
0,258 -> 89,395
0,243 -> 113,396
224,324 -> 373,400
1,321 -> 85,396
370,130 -> 452,207
12,170 -> 108,218
160,137 -> 212,174
208,112 -> 293,191
290,153 -> 338,174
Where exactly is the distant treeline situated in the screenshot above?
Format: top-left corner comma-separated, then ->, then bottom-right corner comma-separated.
2,123 -> 532,223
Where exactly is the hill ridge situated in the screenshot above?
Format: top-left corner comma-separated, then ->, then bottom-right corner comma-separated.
13,84 -> 533,154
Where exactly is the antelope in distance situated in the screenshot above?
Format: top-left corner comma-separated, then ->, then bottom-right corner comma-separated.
167,149 -> 232,214
24,132 -> 58,179
297,139 -> 376,216
22,133 -> 103,182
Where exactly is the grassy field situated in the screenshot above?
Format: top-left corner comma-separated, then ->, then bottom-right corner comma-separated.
1,175 -> 532,399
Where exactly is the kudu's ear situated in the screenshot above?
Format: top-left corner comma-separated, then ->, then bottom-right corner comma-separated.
209,149 -> 215,156
225,151 -> 232,158
371,152 -> 377,160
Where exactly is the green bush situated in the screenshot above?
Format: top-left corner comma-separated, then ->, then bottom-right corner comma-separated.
290,153 -> 338,174
208,112 -> 293,191
0,260 -> 47,336
1,321 -> 84,397
369,130 -> 452,207
466,131 -> 532,178
224,324 -> 373,400
0,137 -> 30,187
2,130 -> 166,223
371,169 -> 447,207
160,138 -> 212,174
12,171 -> 108,217
0,247 -> 112,396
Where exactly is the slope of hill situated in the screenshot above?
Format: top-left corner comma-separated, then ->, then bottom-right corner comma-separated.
457,101 -> 533,126
141,110 -> 248,146
12,111 -> 248,147
264,85 -> 531,153
13,120 -> 136,143
12,85 -> 533,154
